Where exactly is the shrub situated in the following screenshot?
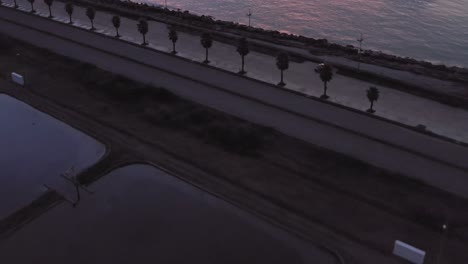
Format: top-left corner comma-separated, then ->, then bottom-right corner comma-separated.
144,105 -> 177,126
143,103 -> 273,155
144,85 -> 179,103
99,76 -> 144,101
76,63 -> 274,155
84,74 -> 145,103
77,63 -> 101,85
411,207 -> 447,230
0,35 -> 14,53
205,121 -> 270,154
186,108 -> 215,126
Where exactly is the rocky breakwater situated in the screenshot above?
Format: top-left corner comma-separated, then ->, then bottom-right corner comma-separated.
59,0 -> 467,79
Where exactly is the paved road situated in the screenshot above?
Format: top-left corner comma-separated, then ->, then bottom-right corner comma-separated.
6,0 -> 468,144
1,5 -> 468,198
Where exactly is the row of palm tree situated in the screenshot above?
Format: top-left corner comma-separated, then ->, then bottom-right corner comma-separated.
86,6 -> 96,30
111,15 -> 120,37
367,86 -> 379,113
319,64 -> 333,99
168,27 -> 177,54
12,0 -> 51,15
137,18 -> 149,45
17,0 -> 381,113
198,33 -> 211,63
237,37 -> 249,74
27,0 -> 36,13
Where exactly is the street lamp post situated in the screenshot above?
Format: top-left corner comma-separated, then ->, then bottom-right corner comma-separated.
357,33 -> 364,71
247,9 -> 252,27
436,224 -> 448,264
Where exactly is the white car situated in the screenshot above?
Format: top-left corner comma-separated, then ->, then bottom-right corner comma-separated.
314,63 -> 326,73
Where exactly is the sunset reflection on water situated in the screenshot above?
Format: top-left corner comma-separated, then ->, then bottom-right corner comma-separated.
138,0 -> 468,66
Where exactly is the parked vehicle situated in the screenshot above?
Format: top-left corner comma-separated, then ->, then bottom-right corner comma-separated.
314,63 -> 325,73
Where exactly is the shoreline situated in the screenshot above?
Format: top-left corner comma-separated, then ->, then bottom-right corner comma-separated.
66,0 -> 468,83
45,0 -> 468,111
146,0 -> 467,69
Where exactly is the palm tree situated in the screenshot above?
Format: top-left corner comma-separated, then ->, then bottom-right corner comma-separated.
44,0 -> 53,18
319,64 -> 333,99
366,86 -> 379,113
168,28 -> 178,54
236,37 -> 249,75
276,52 -> 289,87
65,3 -> 73,24
86,7 -> 96,31
27,0 -> 36,13
200,33 -> 213,64
137,19 -> 149,46
112,15 -> 121,38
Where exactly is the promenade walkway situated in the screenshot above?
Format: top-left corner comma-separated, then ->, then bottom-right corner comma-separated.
3,0 -> 468,144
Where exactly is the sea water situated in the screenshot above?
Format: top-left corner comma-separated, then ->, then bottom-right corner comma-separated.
141,0 -> 468,67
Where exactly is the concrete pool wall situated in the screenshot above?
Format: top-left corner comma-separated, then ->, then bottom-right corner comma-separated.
0,94 -> 106,218
0,164 -> 338,263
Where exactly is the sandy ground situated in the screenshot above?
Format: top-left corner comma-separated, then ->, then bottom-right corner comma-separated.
0,94 -> 105,219
0,164 -> 336,264
3,0 -> 468,144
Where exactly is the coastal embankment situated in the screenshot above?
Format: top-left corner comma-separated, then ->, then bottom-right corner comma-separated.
49,0 -> 468,111
1,4 -> 468,200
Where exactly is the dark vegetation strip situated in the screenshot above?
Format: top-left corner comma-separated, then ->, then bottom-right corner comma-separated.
0,191 -> 63,240
74,62 -> 276,156
267,158 -> 468,241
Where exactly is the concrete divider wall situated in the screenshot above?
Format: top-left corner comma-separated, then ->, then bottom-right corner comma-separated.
1,5 -> 468,197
